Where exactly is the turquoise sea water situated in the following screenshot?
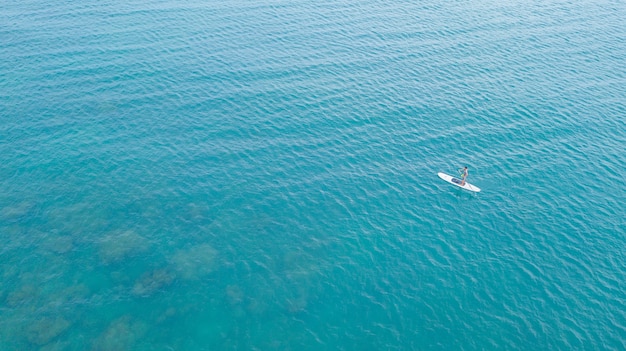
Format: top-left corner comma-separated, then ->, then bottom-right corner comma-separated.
1,0 -> 625,349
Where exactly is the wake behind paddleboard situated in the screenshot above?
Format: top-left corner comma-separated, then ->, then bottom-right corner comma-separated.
438,172 -> 481,192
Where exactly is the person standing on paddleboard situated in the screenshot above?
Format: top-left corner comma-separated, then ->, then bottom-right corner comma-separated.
459,166 -> 468,186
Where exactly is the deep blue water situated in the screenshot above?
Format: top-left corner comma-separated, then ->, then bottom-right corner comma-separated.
1,0 -> 625,350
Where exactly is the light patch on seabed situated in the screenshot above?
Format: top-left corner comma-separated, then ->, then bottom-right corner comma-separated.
169,243 -> 218,280
91,315 -> 148,351
98,230 -> 150,265
131,268 -> 176,297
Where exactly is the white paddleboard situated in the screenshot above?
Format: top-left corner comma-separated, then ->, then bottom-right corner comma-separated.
438,172 -> 481,192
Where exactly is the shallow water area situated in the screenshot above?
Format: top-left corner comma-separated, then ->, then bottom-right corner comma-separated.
1,0 -> 626,350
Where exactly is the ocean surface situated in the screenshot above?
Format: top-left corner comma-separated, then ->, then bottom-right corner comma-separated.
1,0 -> 625,350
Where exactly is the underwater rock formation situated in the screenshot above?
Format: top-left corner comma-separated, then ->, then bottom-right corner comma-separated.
131,269 -> 175,297
5,284 -> 39,307
226,285 -> 244,305
0,201 -> 35,222
50,284 -> 90,306
44,235 -> 74,254
98,230 -> 149,264
25,317 -> 71,345
91,315 -> 147,351
155,307 -> 178,324
169,243 -> 218,280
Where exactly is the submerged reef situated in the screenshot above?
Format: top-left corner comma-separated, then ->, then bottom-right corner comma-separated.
5,284 -> 39,308
92,315 -> 147,351
131,268 -> 176,297
169,243 -> 218,280
24,317 -> 71,346
98,230 -> 149,264
43,235 -> 74,254
0,201 -> 35,222
45,202 -> 109,237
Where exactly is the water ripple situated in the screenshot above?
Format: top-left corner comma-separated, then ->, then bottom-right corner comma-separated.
1,0 -> 626,350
